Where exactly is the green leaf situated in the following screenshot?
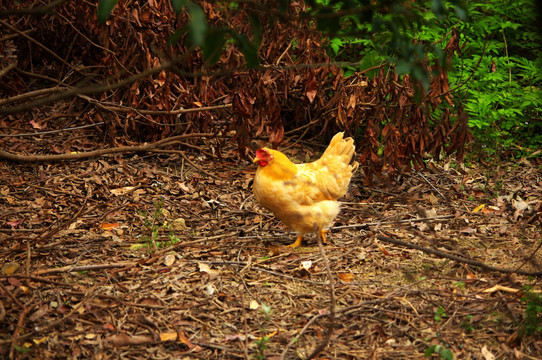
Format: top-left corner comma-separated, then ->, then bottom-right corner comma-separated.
233,33 -> 259,67
248,13 -> 263,46
167,28 -> 186,46
170,0 -> 188,14
203,29 -> 227,65
425,345 -> 437,356
440,347 -> 454,360
97,0 -> 118,24
187,2 -> 208,47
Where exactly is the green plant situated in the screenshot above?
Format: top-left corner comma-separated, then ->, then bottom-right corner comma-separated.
461,315 -> 474,333
520,286 -> 542,336
323,0 -> 541,157
138,200 -> 180,250
425,344 -> 454,360
139,200 -> 164,249
443,0 -> 542,156
254,303 -> 273,360
434,306 -> 447,323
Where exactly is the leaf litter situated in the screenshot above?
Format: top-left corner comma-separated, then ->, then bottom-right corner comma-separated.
0,138 -> 541,359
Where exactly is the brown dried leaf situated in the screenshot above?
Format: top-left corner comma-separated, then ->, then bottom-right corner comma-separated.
305,72 -> 318,103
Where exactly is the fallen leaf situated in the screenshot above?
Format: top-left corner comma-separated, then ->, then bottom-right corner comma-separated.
106,333 -> 153,346
305,72 -> 318,103
28,305 -> 49,322
472,204 -> 485,212
110,187 -> 135,196
249,300 -> 259,310
29,120 -> 44,129
33,337 -> 47,345
170,218 -> 187,230
481,345 -> 495,360
6,219 -> 22,228
100,223 -> 119,230
164,254 -> 175,267
205,284 -> 216,296
301,260 -> 312,271
1,262 -> 20,275
338,272 -> 354,283
459,227 -> 477,234
378,245 -> 391,256
198,262 -> 219,280
103,323 -> 116,331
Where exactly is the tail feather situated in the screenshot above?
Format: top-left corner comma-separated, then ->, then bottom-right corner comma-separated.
322,132 -> 358,169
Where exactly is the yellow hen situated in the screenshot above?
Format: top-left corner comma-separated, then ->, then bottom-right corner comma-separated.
253,132 -> 358,247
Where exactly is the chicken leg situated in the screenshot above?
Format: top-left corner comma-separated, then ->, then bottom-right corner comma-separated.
288,235 -> 304,248
288,229 -> 329,248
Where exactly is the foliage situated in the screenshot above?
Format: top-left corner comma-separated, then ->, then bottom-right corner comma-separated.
449,0 -> 542,156
322,0 -> 542,156
520,286 -> 542,336
425,344 -> 454,360
138,200 -> 180,250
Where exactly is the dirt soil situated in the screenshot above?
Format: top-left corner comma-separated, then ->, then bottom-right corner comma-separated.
1,134 -> 541,359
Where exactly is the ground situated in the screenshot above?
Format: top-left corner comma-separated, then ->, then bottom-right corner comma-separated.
1,135 -> 541,359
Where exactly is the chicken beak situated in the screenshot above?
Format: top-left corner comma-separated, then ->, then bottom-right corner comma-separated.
252,156 -> 259,163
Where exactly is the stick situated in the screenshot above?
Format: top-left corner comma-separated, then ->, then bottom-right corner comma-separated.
377,234 -> 542,276
306,231 -> 336,360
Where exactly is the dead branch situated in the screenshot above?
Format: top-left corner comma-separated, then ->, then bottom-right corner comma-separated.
307,231 -> 336,360
332,214 -> 455,230
33,262 -> 136,276
376,234 -> 542,276
9,296 -> 35,359
0,133 -> 215,162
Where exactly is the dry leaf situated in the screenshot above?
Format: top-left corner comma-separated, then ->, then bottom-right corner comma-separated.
170,218 -> 187,230
337,272 -> 354,283
305,72 -> 318,103
110,187 -> 135,196
1,262 -> 20,275
198,262 -> 219,280
481,345 -> 495,360
249,300 -> 259,310
301,260 -> 312,271
100,223 -> 119,230
472,204 -> 485,212
160,332 -> 178,341
164,254 -> 175,267
205,284 -> 216,296
106,333 -> 153,346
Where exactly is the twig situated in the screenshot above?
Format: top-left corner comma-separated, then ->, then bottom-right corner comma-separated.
77,94 -> 232,116
0,282 -> 25,310
376,234 -> 542,276
149,149 -> 220,180
306,230 -> 335,360
0,133 -> 215,162
197,260 -> 329,285
9,296 -> 35,359
0,63 -> 16,78
280,313 -> 323,360
33,262 -> 136,276
510,240 -> 542,275
0,0 -> 68,16
332,214 -> 455,230
415,171 -> 445,199
0,122 -> 105,137
0,19 -> 80,75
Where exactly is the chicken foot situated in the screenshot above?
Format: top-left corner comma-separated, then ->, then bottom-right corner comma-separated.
287,229 -> 329,248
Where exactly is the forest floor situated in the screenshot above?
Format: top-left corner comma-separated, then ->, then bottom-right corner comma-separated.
1,133 -> 541,359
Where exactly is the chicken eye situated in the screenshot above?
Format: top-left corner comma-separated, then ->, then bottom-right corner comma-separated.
256,148 -> 268,159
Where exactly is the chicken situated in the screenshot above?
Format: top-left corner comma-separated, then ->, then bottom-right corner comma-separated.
253,132 -> 358,247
